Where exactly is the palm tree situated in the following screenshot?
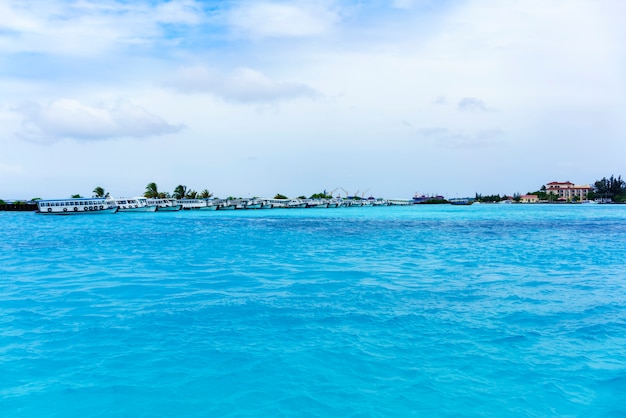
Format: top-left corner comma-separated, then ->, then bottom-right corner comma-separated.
71,194 -> 82,198
173,185 -> 187,200
199,189 -> 213,199
93,186 -> 109,198
144,182 -> 159,198
186,190 -> 198,199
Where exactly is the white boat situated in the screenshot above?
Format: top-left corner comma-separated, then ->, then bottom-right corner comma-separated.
216,199 -> 236,210
449,198 -> 473,206
201,200 -> 219,210
306,199 -> 328,208
371,199 -> 388,206
178,199 -> 218,210
348,200 -> 363,207
114,197 -> 157,212
244,199 -> 263,209
37,198 -> 118,214
386,199 -> 412,206
260,198 -> 287,208
233,199 -> 247,210
147,198 -> 182,211
286,199 -> 307,208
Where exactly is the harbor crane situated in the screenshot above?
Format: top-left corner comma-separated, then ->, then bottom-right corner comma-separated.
339,188 -> 371,199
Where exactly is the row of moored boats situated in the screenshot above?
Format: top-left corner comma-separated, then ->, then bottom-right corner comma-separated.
36,197 -> 414,214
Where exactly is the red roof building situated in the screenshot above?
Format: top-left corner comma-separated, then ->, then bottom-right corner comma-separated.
520,194 -> 539,203
545,181 -> 593,201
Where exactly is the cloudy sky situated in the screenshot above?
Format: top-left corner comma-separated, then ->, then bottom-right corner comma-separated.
1,0 -> 625,200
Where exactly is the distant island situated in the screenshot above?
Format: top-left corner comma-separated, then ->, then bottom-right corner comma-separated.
2,175 -> 625,210
474,175 -> 626,204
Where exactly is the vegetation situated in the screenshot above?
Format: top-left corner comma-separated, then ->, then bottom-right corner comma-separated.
589,175 -> 626,202
171,184 -> 212,199
144,182 -> 169,198
310,192 -> 332,199
92,187 -> 110,198
525,186 -> 560,202
528,186 -> 549,201
172,185 -> 188,200
12,176 -> 625,206
144,182 -> 159,198
474,193 -> 507,203
525,186 -> 562,202
199,189 -> 213,199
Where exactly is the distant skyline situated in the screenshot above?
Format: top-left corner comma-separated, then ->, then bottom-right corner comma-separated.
1,0 -> 625,200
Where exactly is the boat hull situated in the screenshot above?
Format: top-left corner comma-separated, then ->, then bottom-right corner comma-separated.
156,205 -> 182,211
245,203 -> 263,209
38,207 -> 118,215
117,206 -> 157,212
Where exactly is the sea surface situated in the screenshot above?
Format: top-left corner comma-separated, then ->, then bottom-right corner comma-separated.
1,204 -> 625,417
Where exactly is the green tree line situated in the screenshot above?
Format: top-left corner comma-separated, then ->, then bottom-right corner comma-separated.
589,175 -> 626,202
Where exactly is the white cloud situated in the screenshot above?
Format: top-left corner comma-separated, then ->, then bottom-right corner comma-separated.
0,1 -> 41,33
165,66 -> 320,103
392,0 -> 434,10
0,0 -> 207,56
228,1 -> 340,38
457,97 -> 489,112
154,0 -> 204,25
15,99 -> 184,143
419,127 -> 504,149
0,162 -> 24,175
1,0 -> 625,199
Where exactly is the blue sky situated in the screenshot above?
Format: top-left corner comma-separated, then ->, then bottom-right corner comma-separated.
1,0 -> 625,199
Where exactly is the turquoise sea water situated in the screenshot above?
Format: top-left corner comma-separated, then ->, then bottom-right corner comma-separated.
1,205 -> 626,417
